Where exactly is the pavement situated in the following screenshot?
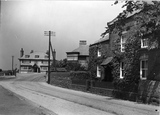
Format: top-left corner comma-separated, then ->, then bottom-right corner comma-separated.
0,85 -> 56,115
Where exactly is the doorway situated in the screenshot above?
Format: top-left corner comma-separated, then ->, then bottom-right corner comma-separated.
32,64 -> 40,73
103,65 -> 113,82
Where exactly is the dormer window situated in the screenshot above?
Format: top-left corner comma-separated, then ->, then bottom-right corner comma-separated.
97,49 -> 101,57
141,39 -> 148,48
35,55 -> 39,58
25,55 -> 30,58
44,55 -> 48,58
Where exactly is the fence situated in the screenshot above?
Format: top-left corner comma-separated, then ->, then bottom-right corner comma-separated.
0,70 -> 16,76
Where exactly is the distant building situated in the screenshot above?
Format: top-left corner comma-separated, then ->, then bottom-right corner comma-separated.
66,40 -> 89,69
18,48 -> 52,73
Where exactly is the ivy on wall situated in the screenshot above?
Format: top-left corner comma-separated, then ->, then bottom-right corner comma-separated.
89,40 -> 112,80
107,1 -> 160,92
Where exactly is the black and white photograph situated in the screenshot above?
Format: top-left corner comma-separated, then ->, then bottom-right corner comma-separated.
0,0 -> 160,115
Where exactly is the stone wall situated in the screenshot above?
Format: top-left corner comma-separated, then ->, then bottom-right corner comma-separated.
137,80 -> 160,106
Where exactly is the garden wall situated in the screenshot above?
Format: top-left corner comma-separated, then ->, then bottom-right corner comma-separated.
50,71 -> 160,106
137,80 -> 160,106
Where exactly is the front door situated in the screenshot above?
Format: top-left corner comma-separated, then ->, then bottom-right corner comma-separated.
104,65 -> 113,82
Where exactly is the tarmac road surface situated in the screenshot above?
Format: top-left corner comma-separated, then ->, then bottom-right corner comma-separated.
0,85 -> 55,115
0,73 -> 159,115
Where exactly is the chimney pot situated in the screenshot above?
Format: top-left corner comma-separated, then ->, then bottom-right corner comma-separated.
20,48 -> 24,57
79,40 -> 87,46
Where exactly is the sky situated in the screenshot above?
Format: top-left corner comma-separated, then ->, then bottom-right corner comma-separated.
0,0 -> 124,70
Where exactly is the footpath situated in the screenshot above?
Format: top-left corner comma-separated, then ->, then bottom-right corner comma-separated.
0,85 -> 55,115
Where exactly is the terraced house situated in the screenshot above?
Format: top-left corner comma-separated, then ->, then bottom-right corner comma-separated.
89,34 -> 114,82
107,10 -> 160,81
89,6 -> 160,99
19,48 -> 52,73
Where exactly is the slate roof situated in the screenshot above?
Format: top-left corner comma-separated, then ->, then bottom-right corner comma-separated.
19,51 -> 52,60
91,34 -> 109,46
108,9 -> 141,26
71,45 -> 89,56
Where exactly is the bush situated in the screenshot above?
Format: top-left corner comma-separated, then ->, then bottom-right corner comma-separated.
65,62 -> 86,71
70,71 -> 90,80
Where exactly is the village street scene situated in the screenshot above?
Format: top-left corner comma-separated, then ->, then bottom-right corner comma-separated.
0,0 -> 160,115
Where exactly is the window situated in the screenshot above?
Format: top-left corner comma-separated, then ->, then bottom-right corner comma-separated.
22,66 -> 28,69
141,39 -> 148,48
121,36 -> 126,52
41,67 -> 47,70
67,56 -> 78,61
22,60 -> 31,64
140,60 -> 148,80
97,49 -> 101,57
120,31 -> 127,52
97,66 -> 101,78
35,55 -> 39,58
25,55 -> 30,58
41,61 -> 48,64
120,62 -> 124,79
44,55 -> 48,58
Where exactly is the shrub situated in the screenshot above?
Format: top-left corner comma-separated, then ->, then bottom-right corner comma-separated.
70,71 -> 90,80
65,62 -> 86,71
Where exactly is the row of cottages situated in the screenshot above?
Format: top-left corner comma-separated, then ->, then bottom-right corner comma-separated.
89,9 -> 160,82
18,48 -> 53,73
66,40 -> 89,69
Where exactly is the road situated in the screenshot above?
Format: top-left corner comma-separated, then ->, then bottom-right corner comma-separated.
0,73 -> 159,115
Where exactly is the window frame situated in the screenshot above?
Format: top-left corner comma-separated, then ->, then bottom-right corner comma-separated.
140,59 -> 148,80
35,55 -> 39,58
120,62 -> 124,79
25,55 -> 30,58
121,36 -> 126,52
97,49 -> 101,57
120,31 -> 127,52
97,66 -> 101,78
141,38 -> 148,48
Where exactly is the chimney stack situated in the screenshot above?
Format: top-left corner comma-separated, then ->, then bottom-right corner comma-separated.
20,48 -> 24,57
30,50 -> 34,53
79,40 -> 87,46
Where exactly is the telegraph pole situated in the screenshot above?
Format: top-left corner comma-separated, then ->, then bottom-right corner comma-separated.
12,56 -> 14,71
44,31 -> 55,84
